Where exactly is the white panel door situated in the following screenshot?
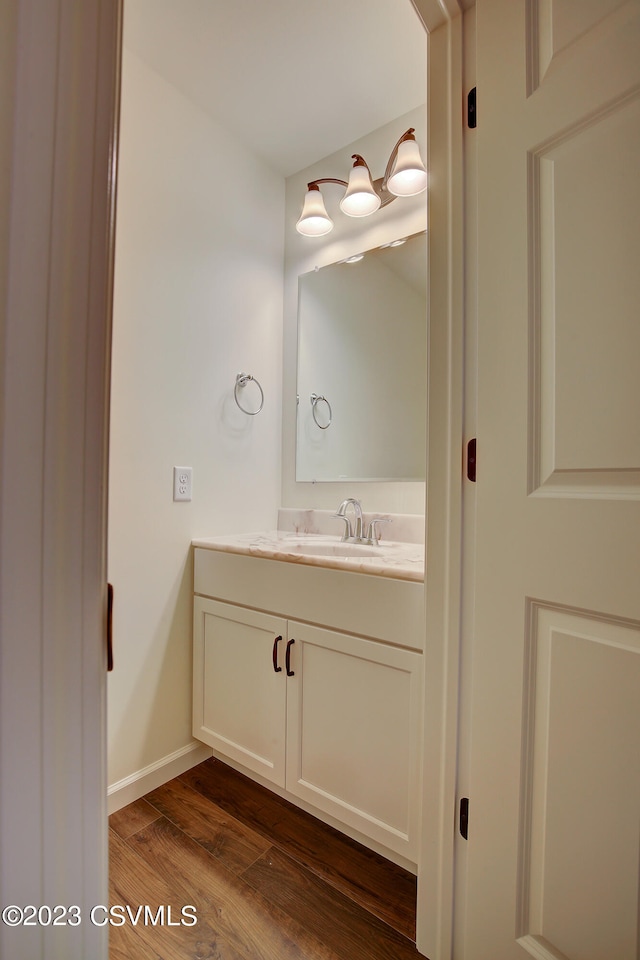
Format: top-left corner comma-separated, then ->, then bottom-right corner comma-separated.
466,2 -> 640,958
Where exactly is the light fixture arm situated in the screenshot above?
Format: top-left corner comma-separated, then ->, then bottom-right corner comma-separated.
306,177 -> 348,190
307,154 -> 371,191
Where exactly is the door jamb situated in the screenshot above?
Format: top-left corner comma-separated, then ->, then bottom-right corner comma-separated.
410,3 -> 466,958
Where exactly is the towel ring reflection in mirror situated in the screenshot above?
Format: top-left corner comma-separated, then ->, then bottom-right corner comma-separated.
310,393 -> 332,429
234,372 -> 264,415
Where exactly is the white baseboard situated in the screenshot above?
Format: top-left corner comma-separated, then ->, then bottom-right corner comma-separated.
107,741 -> 213,815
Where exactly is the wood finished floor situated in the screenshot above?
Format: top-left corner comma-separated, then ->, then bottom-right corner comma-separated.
109,758 -> 424,960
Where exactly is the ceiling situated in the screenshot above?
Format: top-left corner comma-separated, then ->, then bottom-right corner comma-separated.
123,0 -> 428,177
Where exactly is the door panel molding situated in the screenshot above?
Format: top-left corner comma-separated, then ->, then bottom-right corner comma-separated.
518,600 -> 640,960
527,0 -> 633,95
528,89 -> 640,499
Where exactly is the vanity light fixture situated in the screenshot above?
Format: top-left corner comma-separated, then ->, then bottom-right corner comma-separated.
296,128 -> 427,238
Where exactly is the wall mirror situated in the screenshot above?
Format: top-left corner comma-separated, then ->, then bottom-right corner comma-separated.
296,231 -> 427,482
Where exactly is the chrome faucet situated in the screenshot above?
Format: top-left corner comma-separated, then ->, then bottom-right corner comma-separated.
332,499 -> 392,545
333,498 -> 363,542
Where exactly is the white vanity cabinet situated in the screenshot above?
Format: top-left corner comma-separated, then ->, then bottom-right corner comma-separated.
192,547 -> 424,865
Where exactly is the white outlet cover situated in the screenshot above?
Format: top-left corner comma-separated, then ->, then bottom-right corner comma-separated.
173,466 -> 192,502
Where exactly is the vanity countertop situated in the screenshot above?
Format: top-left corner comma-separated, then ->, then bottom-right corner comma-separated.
192,531 -> 425,583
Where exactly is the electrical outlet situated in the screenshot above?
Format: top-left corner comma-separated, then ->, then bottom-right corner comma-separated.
173,466 -> 192,502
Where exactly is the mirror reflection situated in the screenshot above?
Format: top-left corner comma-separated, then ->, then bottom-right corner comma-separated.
296,231 -> 427,482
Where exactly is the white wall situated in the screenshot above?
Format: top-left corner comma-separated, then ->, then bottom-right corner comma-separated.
282,108 -> 428,513
108,48 -> 284,792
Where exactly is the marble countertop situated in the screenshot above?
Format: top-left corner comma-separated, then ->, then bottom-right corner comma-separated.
192,530 -> 425,582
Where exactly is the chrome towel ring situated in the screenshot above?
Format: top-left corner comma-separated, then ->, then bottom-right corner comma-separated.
310,393 -> 332,429
234,372 -> 264,415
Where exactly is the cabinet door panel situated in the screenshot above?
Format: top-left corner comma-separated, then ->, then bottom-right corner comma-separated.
193,598 -> 287,787
285,622 -> 422,860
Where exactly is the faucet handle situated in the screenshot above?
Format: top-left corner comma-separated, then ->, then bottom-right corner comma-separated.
331,514 -> 352,541
365,517 -> 392,544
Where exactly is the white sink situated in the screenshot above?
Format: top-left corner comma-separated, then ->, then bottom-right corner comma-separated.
285,540 -> 382,558
278,534 -> 403,558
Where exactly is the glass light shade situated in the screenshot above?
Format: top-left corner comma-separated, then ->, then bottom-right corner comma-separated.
296,188 -> 333,237
339,165 -> 381,217
386,139 -> 427,197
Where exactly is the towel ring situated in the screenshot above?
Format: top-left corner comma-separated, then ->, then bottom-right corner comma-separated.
234,373 -> 264,415
310,393 -> 332,429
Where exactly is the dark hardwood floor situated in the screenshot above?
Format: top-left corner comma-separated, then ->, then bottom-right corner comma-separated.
109,757 -> 424,960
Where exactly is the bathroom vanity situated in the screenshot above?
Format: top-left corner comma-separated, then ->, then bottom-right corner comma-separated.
192,511 -> 425,868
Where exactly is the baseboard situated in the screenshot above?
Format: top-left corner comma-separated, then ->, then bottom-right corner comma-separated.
107,741 -> 213,815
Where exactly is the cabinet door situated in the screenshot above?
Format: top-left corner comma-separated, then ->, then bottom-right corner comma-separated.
285,622 -> 423,861
193,597 -> 287,787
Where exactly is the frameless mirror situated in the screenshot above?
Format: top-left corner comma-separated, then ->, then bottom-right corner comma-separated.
296,231 -> 427,482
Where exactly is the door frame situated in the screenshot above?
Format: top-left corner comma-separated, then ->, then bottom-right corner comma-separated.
1,1 -> 464,958
410,3 -> 466,959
